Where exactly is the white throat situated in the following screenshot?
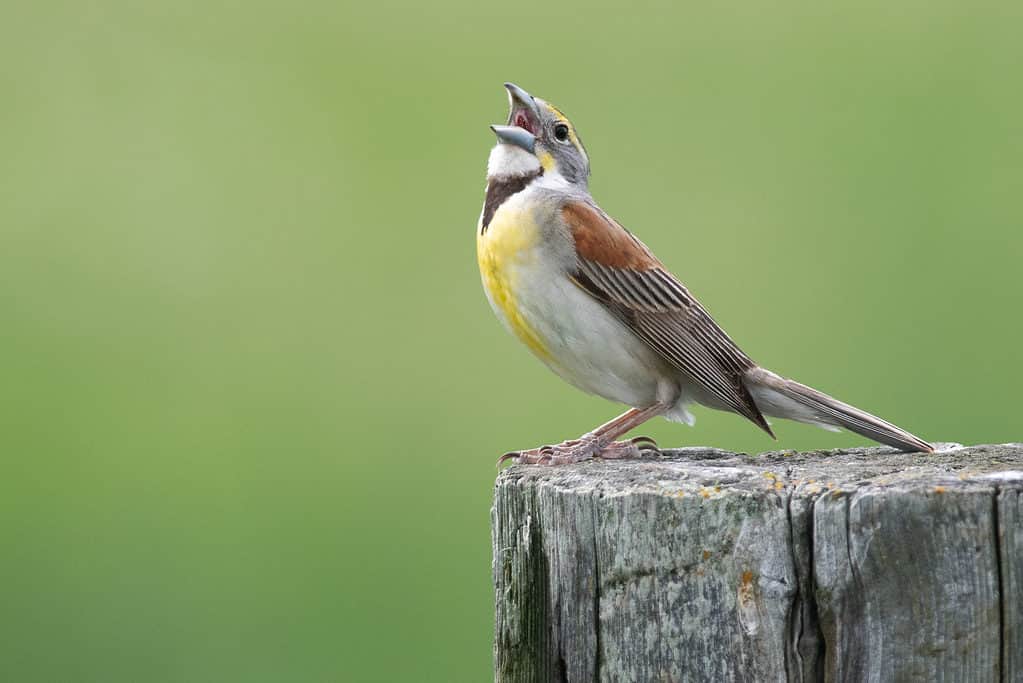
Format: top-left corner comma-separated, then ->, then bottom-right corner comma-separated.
487,143 -> 541,180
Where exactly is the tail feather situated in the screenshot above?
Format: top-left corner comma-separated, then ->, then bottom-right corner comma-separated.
745,367 -> 934,453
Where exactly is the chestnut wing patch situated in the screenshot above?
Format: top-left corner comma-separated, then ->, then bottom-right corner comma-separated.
563,202 -> 772,435
563,201 -> 660,270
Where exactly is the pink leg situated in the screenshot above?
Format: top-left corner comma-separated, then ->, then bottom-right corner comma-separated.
499,403 -> 668,466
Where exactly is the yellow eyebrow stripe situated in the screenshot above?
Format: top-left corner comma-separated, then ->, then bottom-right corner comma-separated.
543,102 -> 583,151
547,103 -> 568,121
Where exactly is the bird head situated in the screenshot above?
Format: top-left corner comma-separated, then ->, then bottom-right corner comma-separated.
488,83 -> 590,186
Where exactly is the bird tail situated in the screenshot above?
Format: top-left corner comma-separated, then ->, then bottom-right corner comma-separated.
744,367 -> 933,453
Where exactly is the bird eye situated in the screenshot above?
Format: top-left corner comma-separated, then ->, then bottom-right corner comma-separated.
553,123 -> 570,142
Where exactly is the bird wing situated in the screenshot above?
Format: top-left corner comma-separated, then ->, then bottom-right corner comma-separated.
562,200 -> 773,435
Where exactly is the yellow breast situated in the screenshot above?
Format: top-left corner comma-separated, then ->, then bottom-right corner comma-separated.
477,206 -> 552,361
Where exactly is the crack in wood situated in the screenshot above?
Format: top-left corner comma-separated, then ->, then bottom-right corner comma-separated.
993,487 -> 1005,683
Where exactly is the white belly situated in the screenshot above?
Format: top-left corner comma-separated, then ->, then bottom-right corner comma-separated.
506,250 -> 676,408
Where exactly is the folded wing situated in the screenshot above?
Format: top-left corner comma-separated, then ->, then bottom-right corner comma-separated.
562,201 -> 773,435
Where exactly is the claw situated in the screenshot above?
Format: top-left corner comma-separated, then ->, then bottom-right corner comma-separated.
497,436 -> 640,467
497,451 -> 521,467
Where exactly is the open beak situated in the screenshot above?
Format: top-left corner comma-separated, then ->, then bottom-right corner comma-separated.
490,82 -> 538,153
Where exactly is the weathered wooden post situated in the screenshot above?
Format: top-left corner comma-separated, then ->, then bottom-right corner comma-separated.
492,443 -> 1023,682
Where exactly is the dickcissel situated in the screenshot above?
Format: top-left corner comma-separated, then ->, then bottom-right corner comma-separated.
477,83 -> 932,465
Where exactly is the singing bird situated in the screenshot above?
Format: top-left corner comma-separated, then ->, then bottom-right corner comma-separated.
477,83 -> 932,465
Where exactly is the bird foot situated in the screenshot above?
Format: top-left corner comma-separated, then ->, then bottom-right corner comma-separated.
498,435 -> 658,467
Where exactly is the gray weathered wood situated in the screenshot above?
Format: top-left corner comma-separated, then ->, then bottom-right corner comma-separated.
492,443 -> 1023,682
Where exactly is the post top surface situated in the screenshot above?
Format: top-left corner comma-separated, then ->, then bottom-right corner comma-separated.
496,443 -> 1023,498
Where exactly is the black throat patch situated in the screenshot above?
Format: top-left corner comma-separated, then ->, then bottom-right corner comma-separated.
480,170 -> 542,233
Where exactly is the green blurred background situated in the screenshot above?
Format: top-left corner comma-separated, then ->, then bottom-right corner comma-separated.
1,0 -> 1020,680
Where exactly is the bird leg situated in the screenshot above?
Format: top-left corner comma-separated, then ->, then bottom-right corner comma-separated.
499,403 -> 667,466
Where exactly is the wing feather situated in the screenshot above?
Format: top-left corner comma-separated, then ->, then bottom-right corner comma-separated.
563,201 -> 772,434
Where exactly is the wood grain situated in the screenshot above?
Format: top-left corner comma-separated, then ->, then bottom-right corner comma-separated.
492,443 -> 1023,682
